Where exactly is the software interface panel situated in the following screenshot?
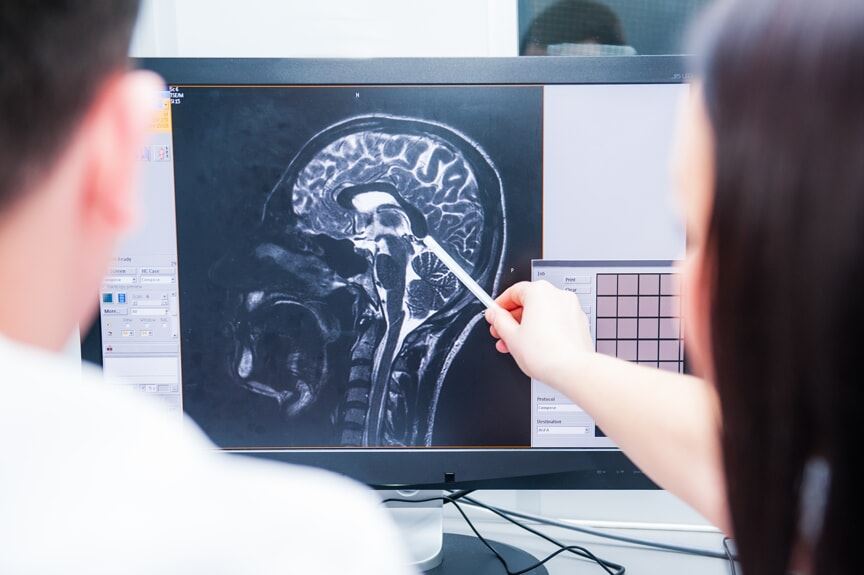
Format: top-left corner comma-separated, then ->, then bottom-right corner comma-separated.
530,260 -> 683,449
98,82 -> 687,450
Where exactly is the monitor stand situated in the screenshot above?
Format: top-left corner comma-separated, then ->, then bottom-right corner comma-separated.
384,490 -> 549,574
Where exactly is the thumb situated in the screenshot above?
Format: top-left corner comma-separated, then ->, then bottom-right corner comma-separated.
487,306 -> 521,342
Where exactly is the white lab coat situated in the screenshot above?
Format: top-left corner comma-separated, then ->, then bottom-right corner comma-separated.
0,334 -> 415,574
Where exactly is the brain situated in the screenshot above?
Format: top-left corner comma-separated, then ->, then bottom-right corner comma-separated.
291,127 -> 486,267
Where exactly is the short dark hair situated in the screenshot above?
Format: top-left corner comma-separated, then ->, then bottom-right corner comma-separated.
520,0 -> 626,54
696,0 -> 864,573
0,1 -> 141,208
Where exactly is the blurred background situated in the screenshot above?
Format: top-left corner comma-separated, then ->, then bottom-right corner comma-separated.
132,0 -> 708,59
520,0 -> 707,56
129,0 -> 713,529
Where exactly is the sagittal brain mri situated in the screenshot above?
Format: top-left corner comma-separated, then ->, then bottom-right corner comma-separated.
216,116 -> 504,447
173,87 -> 542,448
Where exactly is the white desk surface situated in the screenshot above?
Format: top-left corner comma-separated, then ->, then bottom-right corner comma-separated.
443,506 -> 731,575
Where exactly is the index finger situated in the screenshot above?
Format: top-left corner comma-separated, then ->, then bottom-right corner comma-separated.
494,281 -> 532,311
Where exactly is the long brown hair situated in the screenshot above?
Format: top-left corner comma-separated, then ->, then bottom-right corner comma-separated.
697,0 -> 864,573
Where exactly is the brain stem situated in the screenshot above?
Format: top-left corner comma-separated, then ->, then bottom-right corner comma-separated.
364,238 -> 411,445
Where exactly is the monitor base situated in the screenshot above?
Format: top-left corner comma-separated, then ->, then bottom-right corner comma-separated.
425,533 -> 549,575
383,490 -> 548,574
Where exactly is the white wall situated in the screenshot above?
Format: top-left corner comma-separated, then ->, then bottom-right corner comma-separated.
131,0 -> 519,57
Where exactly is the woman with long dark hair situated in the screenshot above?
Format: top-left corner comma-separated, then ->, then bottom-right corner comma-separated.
486,0 -> 863,573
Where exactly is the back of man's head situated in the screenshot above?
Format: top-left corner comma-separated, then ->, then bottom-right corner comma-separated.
0,1 -> 141,205
0,2 -> 162,351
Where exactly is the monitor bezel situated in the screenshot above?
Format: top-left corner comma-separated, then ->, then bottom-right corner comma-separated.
82,55 -> 690,490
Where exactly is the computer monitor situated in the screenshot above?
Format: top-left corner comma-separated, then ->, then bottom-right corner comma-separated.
81,56 -> 688,490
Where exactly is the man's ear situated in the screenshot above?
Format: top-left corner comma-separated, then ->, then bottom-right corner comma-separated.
78,70 -> 164,234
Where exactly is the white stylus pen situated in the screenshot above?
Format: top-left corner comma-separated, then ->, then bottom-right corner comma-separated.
421,235 -> 504,311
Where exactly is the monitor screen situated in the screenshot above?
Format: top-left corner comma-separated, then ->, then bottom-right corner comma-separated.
85,58 -> 688,486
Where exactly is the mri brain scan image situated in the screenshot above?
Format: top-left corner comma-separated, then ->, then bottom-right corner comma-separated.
172,86 -> 541,448
215,116 -> 505,446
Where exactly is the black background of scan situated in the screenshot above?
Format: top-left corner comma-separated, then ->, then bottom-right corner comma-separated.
171,85 -> 543,448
